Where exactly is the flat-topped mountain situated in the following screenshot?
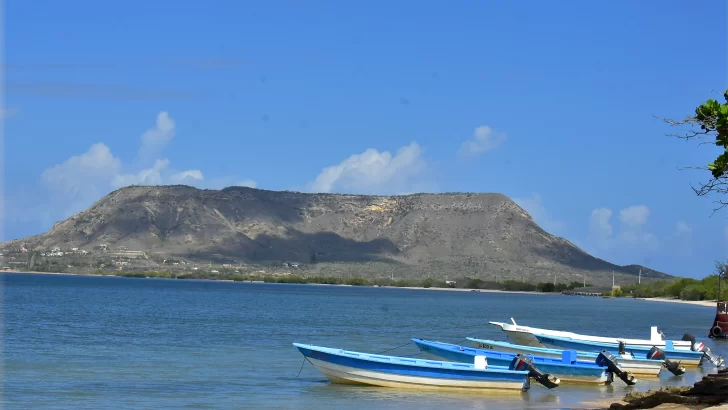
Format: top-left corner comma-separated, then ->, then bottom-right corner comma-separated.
1,185 -> 672,285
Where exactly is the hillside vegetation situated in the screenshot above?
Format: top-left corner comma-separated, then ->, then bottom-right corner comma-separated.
0,185 -> 673,286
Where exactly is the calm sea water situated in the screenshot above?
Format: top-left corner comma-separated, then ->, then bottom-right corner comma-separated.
3,273 -> 725,409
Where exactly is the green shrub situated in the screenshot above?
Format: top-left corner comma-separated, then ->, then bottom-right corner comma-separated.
345,277 -> 370,286
466,278 -> 485,289
680,284 -> 707,301
502,280 -> 537,292
538,282 -> 556,292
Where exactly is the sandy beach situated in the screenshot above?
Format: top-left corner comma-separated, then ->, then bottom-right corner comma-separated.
396,286 -> 551,296
636,297 -> 716,308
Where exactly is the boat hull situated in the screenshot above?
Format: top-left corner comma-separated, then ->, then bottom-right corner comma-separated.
489,320 -> 692,350
466,338 -> 663,377
533,335 -> 703,367
412,339 -> 609,385
304,357 -> 528,391
293,343 -> 530,392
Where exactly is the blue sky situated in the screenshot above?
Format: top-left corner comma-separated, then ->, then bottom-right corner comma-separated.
3,0 -> 727,278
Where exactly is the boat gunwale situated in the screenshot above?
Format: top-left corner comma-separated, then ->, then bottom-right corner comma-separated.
292,343 -> 531,375
465,337 -> 664,364
412,338 -> 605,371
530,333 -> 703,357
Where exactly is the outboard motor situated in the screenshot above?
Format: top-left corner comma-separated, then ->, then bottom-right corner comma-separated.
647,346 -> 686,376
596,350 -> 637,385
618,341 -> 627,356
509,354 -> 560,389
682,333 -> 725,367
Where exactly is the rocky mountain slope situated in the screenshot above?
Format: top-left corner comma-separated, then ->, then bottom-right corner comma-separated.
2,185 -> 672,285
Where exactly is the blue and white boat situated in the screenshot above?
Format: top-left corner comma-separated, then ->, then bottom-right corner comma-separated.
412,338 -> 614,385
532,334 -> 705,367
293,342 -> 540,392
465,337 -> 667,377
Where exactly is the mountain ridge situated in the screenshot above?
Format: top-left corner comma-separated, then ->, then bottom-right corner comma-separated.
0,185 -> 672,285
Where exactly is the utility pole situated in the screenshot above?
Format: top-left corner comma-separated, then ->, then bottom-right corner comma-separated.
638,268 -> 641,285
719,268 -> 723,302
612,271 -> 615,288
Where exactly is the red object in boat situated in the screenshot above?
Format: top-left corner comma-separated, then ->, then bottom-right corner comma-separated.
709,301 -> 728,338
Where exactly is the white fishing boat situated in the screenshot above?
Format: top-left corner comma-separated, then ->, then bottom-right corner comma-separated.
489,318 -> 693,350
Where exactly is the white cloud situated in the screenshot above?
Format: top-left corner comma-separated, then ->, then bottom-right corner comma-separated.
617,205 -> 657,250
42,142 -> 122,197
309,142 -> 427,194
587,205 -> 657,251
138,111 -> 175,163
514,193 -> 565,234
675,220 -> 693,238
234,179 -> 257,188
113,159 -> 169,187
672,220 -> 694,257
170,170 -> 205,184
111,158 -> 203,188
37,112 -> 252,220
458,126 -> 506,157
588,208 -> 613,249
619,205 -> 650,228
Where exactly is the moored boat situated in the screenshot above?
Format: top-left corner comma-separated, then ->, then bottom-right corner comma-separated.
292,342 -> 542,392
532,334 -> 706,367
465,337 -> 669,377
411,338 -> 620,385
709,301 -> 728,339
489,318 -> 692,350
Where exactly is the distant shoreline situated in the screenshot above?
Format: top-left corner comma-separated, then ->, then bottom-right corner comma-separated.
1,271 -> 546,294
2,270 -> 714,307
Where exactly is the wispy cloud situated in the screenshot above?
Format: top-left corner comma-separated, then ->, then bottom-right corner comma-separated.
3,58 -> 249,72
458,126 -> 506,158
138,111 -> 176,164
587,205 -> 658,251
235,180 -> 257,188
6,83 -> 194,101
514,193 -> 565,234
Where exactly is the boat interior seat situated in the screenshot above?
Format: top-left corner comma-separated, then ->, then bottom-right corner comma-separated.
561,349 -> 577,364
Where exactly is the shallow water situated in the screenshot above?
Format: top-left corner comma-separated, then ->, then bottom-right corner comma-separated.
3,273 -> 725,409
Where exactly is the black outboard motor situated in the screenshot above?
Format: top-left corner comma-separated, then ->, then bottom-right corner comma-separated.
596,350 -> 637,385
682,333 -> 725,367
509,354 -> 561,389
618,341 -> 627,356
647,346 -> 686,376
